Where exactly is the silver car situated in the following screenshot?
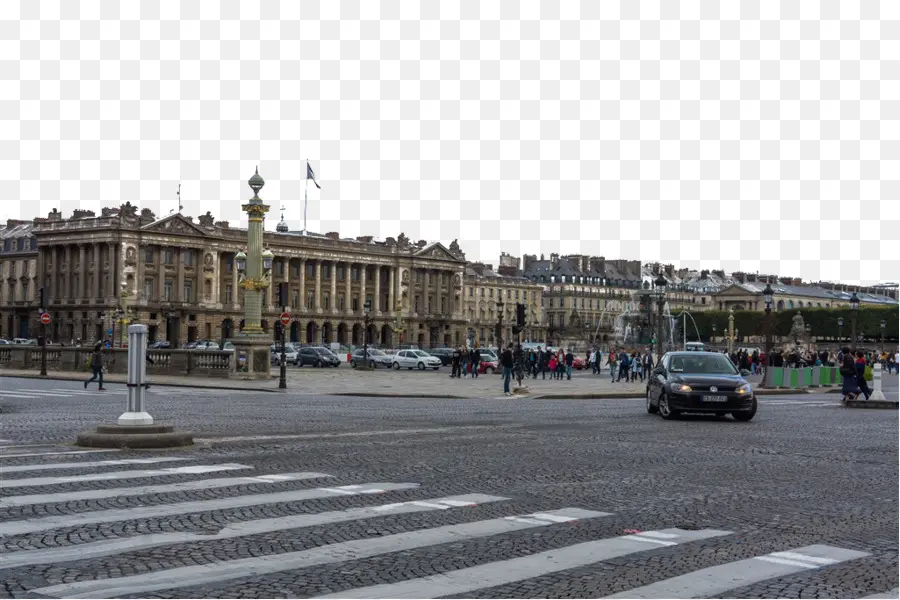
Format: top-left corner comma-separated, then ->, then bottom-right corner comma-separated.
271,343 -> 299,365
391,349 -> 442,370
350,348 -> 392,369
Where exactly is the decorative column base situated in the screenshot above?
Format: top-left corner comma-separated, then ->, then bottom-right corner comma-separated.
228,334 -> 273,380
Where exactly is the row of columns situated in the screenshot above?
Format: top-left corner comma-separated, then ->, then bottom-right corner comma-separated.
42,243 -> 119,305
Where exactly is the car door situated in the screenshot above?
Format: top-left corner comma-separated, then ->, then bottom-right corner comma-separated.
649,354 -> 668,404
398,350 -> 413,368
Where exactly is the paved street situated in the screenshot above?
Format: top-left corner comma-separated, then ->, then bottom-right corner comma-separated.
0,375 -> 897,598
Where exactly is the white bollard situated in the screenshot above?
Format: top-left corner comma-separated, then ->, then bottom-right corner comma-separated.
869,362 -> 886,401
117,324 -> 154,426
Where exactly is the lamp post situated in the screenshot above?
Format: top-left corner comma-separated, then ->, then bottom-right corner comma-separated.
880,319 -> 886,354
849,292 -> 859,352
727,308 -> 735,355
654,273 -> 666,361
391,311 -> 405,346
837,317 -> 844,348
761,282 -> 775,388
119,280 -> 132,348
805,323 -> 812,355
495,299 -> 505,352
229,168 -> 274,379
712,323 -> 717,348
362,299 -> 372,366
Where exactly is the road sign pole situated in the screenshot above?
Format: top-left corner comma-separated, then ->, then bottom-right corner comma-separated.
279,307 -> 287,390
39,304 -> 50,376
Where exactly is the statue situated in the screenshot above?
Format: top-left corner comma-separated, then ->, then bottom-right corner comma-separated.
450,239 -> 461,253
790,311 -> 807,341
198,211 -> 215,227
397,233 -> 409,248
119,201 -> 138,218
140,208 -> 156,220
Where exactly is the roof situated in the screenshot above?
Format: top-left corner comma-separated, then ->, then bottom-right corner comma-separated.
720,281 -> 898,305
0,222 -> 35,239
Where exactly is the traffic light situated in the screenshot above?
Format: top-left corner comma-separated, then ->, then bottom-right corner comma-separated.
516,303 -> 526,327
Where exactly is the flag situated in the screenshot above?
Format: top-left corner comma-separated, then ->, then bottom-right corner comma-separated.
307,161 -> 321,189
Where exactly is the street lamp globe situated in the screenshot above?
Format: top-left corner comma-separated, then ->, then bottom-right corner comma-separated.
654,273 -> 667,299
762,282 -> 774,312
880,319 -> 886,330
262,247 -> 274,272
838,317 -> 844,327
496,299 -> 504,311
235,249 -> 247,272
849,292 -> 860,312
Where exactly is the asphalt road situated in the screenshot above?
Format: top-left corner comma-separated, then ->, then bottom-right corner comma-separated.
0,375 -> 897,598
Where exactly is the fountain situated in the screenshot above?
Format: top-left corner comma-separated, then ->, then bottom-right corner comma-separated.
672,310 -> 704,350
592,290 -> 678,351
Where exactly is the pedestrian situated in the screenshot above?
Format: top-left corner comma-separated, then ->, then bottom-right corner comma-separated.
855,350 -> 873,400
589,348 -> 597,374
556,351 -> 565,380
84,341 -> 106,391
564,348 -> 574,380
450,346 -> 461,378
501,343 -> 514,396
548,353 -> 558,380
634,351 -> 644,382
538,346 -> 548,379
469,347 -> 480,378
839,347 -> 858,401
608,351 -> 618,382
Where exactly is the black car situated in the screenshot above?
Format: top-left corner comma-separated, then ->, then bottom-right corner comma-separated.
294,346 -> 341,367
646,351 -> 757,421
426,348 -> 455,366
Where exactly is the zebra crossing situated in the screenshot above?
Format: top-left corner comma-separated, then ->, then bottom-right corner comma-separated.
0,449 -> 892,599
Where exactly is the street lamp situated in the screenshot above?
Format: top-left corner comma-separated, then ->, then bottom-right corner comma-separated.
654,273 -> 666,361
880,319 -> 886,354
262,247 -> 274,272
727,308 -> 735,355
712,323 -> 717,346
805,322 -> 812,354
849,291 -> 860,352
761,281 -> 775,388
495,299 -> 505,352
837,317 -> 844,347
362,299 -> 372,367
235,249 -> 247,274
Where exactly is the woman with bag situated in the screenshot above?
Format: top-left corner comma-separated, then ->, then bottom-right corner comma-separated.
855,351 -> 872,400
839,348 -> 858,401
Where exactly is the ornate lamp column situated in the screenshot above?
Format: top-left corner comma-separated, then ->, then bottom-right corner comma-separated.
727,308 -> 735,355
229,168 -> 274,380
760,282 -> 775,388
849,292 -> 859,352
654,273 -> 667,361
837,317 -> 844,347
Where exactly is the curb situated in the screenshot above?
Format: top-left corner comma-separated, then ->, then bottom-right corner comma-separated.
843,399 -> 898,409
0,372 -> 280,393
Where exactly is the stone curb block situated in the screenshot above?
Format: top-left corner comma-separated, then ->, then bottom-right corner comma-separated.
0,372 -> 280,393
843,400 -> 899,409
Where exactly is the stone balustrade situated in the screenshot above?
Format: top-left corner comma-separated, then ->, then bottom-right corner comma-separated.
0,346 -> 233,378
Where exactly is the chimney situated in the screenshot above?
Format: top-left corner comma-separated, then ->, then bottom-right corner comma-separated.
793,277 -> 802,286
733,272 -> 745,284
215,221 -> 229,229
356,235 -> 373,243
550,253 -> 559,267
700,269 -> 709,279
591,256 -> 606,275
497,264 -> 518,277
325,232 -> 341,240
522,254 -> 537,273
665,264 -> 674,277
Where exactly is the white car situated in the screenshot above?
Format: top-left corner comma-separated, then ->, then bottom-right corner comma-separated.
391,349 -> 442,370
271,343 -> 299,365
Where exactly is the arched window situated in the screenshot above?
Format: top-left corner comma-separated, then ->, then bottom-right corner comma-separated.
776,300 -> 785,311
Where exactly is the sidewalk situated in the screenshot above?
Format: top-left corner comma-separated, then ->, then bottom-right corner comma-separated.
0,367 -> 839,399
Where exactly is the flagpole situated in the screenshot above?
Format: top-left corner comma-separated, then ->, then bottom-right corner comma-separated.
303,163 -> 309,236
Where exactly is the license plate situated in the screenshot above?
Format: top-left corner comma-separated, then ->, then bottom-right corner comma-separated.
703,395 -> 728,403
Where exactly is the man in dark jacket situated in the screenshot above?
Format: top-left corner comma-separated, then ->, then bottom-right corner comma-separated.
84,342 -> 106,391
501,344 -> 514,396
469,347 -> 480,378
450,347 -> 461,378
537,347 -> 547,379
564,349 -> 575,380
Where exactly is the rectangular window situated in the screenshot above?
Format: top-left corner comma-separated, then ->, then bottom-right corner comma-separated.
291,290 -> 299,308
338,266 -> 345,281
324,265 -> 331,280
275,261 -> 284,276
489,288 -> 494,298
145,248 -> 153,264
323,292 -> 330,310
469,287 -> 473,296
226,256 -> 233,273
352,296 -> 359,310
506,289 -> 511,298
292,263 -> 300,277
481,288 -> 485,296
549,314 -> 555,327
184,251 -> 193,266
531,291 -> 536,301
307,262 -> 315,277
365,294 -> 373,308
306,290 -> 314,309
164,249 -> 173,265
414,295 -> 420,312
338,293 -> 345,310
164,279 -> 173,301
351,267 -> 359,281
183,281 -> 192,302
144,278 -> 153,301
225,284 -> 233,304
441,297 -> 445,313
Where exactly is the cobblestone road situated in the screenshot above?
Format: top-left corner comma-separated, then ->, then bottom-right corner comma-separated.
0,375 -> 897,598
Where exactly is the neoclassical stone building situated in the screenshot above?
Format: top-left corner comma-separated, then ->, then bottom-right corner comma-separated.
19,203 -> 470,348
462,260 -> 546,347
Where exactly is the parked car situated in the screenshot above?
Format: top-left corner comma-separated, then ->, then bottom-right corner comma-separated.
0,338 -> 10,345
271,343 -> 299,365
646,351 -> 757,421
572,356 -> 586,370
391,349 -> 442,370
221,341 -> 234,352
149,341 -> 171,349
295,346 -> 341,367
426,348 -> 455,366
350,348 -> 393,369
191,340 -> 220,351
477,358 -> 498,375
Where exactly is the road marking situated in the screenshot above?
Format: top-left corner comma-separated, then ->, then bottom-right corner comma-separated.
194,424 -> 524,444
8,390 -> 81,397
0,456 -> 189,473
1,463 -> 253,489
0,471 -> 332,508
601,544 -> 870,598
0,392 -> 39,399
32,507 -> 609,599
2,493 -> 509,569
316,528 -> 730,599
0,449 -> 121,459
862,589 -> 900,599
0,481 -> 418,537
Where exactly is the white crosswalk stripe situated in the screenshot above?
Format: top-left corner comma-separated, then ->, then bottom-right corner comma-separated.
1,449 -> 121,459
0,455 -> 883,599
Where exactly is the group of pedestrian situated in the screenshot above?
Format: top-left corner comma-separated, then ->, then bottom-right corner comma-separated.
449,346 -> 482,378
605,349 -> 654,383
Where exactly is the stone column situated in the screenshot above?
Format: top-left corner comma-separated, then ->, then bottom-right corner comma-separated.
374,265 -> 382,314
344,261 -> 352,314
298,259 -> 306,312
314,260 -> 322,312
330,261 -> 338,313
49,246 -> 58,304
135,244 -> 145,303
359,265 -> 367,314
93,244 -> 101,300
387,266 -> 395,313
175,248 -> 185,302
107,242 -> 116,300
157,246 -> 165,301
64,244 -> 72,302
78,244 -> 87,300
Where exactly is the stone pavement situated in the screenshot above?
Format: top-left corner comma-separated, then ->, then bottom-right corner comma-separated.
0,383 -> 896,598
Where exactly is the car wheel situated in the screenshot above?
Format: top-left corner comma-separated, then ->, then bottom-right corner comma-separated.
732,398 -> 758,422
486,367 -> 495,375
315,359 -> 322,368
658,394 -> 680,420
417,362 -> 425,370
646,388 -> 658,414
369,361 -> 377,369
392,362 -> 400,370
350,360 -> 356,368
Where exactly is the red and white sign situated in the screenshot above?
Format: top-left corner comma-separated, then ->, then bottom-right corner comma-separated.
280,312 -> 291,326
40,312 -> 51,325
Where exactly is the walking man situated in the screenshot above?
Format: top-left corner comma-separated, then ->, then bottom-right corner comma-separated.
84,341 -> 106,391
501,343 -> 514,396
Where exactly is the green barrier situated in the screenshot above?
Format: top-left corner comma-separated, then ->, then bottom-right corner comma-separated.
802,368 -> 813,387
789,369 -> 799,388
810,367 -> 820,387
819,367 -> 830,386
772,367 -> 784,387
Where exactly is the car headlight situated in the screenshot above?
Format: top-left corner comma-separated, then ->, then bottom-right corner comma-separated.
736,384 -> 752,395
669,383 -> 692,393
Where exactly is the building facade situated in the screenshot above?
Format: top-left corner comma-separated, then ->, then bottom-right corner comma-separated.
0,220 -> 39,339
461,260 -> 546,347
12,203 -> 471,348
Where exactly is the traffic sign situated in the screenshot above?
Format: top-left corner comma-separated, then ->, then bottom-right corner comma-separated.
280,312 -> 291,326
40,312 -> 51,325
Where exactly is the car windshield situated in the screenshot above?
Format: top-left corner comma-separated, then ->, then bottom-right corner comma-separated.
315,348 -> 334,355
669,354 -> 737,375
413,350 -> 431,357
358,349 -> 384,356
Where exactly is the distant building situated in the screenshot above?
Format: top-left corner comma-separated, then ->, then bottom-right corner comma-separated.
461,261 -> 545,347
